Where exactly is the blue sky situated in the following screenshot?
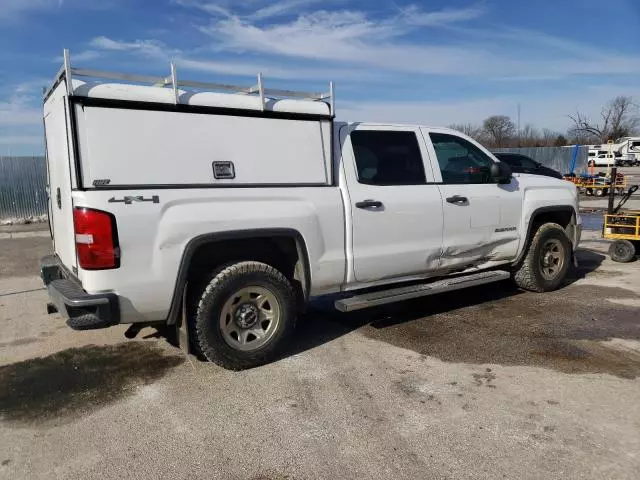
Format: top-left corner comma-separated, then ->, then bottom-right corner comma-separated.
1,0 -> 639,155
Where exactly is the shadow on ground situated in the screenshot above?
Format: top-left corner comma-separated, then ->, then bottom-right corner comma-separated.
0,342 -> 183,426
291,252 -> 640,379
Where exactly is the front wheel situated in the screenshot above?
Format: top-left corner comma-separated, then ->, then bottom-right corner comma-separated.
609,240 -> 636,263
512,223 -> 572,292
193,261 -> 296,370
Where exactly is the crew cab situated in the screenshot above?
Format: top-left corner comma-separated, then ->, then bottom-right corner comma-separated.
40,51 -> 582,369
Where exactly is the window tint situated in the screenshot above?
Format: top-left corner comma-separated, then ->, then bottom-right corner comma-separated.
350,130 -> 426,186
429,133 -> 495,184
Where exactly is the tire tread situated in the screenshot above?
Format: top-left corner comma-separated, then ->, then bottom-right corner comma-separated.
512,222 -> 570,293
193,261 -> 296,370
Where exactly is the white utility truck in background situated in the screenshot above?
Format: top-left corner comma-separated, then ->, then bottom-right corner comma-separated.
588,138 -> 640,166
41,50 -> 582,369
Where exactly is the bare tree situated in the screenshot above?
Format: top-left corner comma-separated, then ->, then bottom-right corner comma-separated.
568,96 -> 639,143
483,115 -> 516,147
553,134 -> 568,147
541,128 -> 560,146
519,124 -> 541,147
448,123 -> 482,140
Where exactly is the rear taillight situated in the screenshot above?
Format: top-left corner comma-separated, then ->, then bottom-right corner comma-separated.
73,208 -> 120,270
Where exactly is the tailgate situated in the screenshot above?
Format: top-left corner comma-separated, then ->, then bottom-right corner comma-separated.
43,81 -> 77,271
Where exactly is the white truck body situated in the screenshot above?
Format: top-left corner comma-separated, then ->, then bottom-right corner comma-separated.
40,54 -> 581,368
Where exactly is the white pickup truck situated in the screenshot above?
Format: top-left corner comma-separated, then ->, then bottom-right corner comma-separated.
40,52 -> 581,369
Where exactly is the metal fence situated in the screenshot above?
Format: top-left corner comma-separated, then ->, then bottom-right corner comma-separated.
492,146 -> 588,175
0,156 -> 48,223
0,146 -> 591,222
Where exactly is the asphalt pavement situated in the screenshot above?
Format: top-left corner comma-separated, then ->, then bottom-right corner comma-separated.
1,226 -> 639,479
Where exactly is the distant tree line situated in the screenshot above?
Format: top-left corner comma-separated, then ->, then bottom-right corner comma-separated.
449,96 -> 640,148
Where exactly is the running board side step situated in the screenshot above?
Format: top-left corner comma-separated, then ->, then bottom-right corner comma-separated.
334,270 -> 510,312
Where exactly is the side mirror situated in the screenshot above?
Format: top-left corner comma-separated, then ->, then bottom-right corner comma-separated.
491,162 -> 512,184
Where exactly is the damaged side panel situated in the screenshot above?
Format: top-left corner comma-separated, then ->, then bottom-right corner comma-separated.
440,235 -> 519,269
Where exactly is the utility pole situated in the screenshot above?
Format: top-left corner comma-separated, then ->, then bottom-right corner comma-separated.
517,103 -> 521,147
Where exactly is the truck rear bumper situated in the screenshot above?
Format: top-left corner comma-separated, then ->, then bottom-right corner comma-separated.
40,255 -> 119,330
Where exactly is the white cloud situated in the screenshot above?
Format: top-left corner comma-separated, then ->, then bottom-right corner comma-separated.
173,0 -> 338,20
250,0 -> 339,20
171,0 -> 234,17
399,4 -> 485,26
194,4 -> 640,78
88,36 -> 174,58
67,50 -> 102,62
52,49 -> 102,63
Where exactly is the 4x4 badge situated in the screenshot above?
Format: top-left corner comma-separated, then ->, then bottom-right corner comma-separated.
108,195 -> 159,205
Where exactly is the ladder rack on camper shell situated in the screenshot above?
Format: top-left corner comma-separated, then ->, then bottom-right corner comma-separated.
44,49 -> 336,117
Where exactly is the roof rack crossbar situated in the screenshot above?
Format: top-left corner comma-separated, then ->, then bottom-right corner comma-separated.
44,49 -> 336,116
72,68 -> 168,85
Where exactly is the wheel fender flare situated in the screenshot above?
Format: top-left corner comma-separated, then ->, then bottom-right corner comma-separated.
513,205 -> 578,266
165,228 -> 311,325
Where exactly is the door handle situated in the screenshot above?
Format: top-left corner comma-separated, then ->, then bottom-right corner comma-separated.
355,199 -> 383,209
446,195 -> 468,204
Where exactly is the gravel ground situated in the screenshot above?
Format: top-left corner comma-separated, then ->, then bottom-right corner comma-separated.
0,227 -> 639,480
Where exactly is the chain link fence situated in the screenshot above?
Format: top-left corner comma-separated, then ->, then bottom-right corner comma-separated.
0,156 -> 48,224
492,146 -> 588,175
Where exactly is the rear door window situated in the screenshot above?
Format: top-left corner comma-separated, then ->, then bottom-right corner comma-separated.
350,131 -> 427,186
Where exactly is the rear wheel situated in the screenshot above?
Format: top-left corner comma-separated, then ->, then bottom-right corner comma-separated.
609,240 -> 636,263
193,261 -> 296,370
512,223 -> 571,292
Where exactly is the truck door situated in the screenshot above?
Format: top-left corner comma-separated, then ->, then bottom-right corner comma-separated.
340,125 -> 443,284
422,129 -> 522,268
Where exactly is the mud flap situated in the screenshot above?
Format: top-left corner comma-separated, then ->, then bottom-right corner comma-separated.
176,283 -> 192,357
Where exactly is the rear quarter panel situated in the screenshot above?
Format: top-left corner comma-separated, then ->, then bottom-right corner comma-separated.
73,188 -> 346,323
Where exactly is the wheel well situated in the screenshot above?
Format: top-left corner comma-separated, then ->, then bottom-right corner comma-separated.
182,234 -> 309,315
530,209 -> 574,232
513,207 -> 577,266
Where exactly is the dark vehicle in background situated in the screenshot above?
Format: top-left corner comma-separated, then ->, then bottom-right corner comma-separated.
493,152 -> 563,179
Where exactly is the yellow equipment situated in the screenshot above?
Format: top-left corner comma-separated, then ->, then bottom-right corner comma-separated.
604,184 -> 639,263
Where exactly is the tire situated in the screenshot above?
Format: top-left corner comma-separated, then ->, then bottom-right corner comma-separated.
595,188 -> 606,197
193,261 -> 296,370
609,240 -> 636,263
512,223 -> 572,292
